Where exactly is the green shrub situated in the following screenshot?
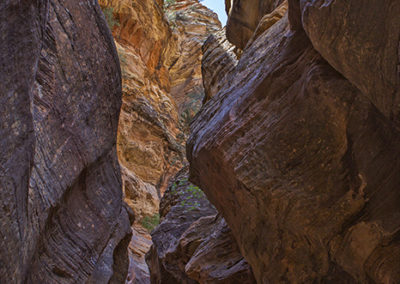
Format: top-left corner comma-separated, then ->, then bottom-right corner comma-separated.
140,213 -> 160,233
170,180 -> 205,210
102,7 -> 119,30
164,0 -> 176,8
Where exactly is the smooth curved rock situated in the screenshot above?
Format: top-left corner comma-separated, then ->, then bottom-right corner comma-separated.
300,0 -> 400,125
0,1 -> 131,282
246,0 -> 288,47
184,216 -> 256,284
188,11 -> 400,284
226,0 -> 285,49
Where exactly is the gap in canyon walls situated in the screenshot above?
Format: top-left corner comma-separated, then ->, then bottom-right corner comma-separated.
99,1 -> 222,282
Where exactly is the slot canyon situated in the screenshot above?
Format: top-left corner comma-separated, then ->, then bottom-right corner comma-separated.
0,0 -> 399,283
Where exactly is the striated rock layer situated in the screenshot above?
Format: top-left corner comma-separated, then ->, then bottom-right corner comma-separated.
146,168 -> 256,283
98,0 -> 222,283
188,0 -> 400,283
99,0 -> 184,200
166,0 -> 221,119
0,1 -> 131,283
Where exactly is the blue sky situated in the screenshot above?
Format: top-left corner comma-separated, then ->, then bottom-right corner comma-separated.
202,0 -> 227,25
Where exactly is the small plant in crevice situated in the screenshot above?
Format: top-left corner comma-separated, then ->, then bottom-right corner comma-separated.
101,7 -> 119,31
164,0 -> 176,8
170,180 -> 205,211
140,213 -> 160,233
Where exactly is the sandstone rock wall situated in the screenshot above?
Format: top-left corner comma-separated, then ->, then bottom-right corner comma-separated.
99,0 -> 221,212
99,0 -> 184,203
166,0 -> 221,120
0,1 -> 131,282
98,0 -> 222,283
188,0 -> 400,282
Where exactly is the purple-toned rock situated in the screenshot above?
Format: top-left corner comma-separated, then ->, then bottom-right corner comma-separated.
146,168 -> 256,283
0,1 -> 131,282
188,1 -> 400,282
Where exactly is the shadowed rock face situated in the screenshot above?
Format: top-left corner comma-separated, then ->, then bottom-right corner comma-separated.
300,0 -> 400,125
188,1 -> 400,283
146,168 -> 256,284
0,1 -> 131,282
201,28 -> 238,103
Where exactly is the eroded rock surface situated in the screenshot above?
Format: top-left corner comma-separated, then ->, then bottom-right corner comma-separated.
201,29 -> 238,103
146,168 -> 255,283
188,1 -> 400,283
0,1 -> 131,282
126,224 -> 153,284
300,0 -> 400,124
99,0 -> 222,200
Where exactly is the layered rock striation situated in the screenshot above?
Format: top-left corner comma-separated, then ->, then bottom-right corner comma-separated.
188,0 -> 400,283
146,168 -> 256,283
0,1 -> 131,282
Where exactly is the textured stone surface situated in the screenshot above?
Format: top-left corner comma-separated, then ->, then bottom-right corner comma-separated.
122,166 -> 160,222
146,168 -> 255,283
99,0 -> 221,198
184,215 -> 256,284
300,0 -> 400,125
166,0 -> 221,119
226,0 -> 285,49
246,0 -> 288,47
126,225 -> 153,284
0,1 -> 131,282
188,2 -> 400,283
99,0 -> 184,195
202,29 -> 238,103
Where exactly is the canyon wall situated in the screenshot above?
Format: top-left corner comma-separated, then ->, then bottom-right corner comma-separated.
0,1 -> 131,282
188,0 -> 400,283
99,0 -> 221,217
98,0 -> 222,282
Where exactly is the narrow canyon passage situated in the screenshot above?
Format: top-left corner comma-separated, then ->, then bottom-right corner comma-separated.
100,0 -> 255,282
0,0 -> 399,283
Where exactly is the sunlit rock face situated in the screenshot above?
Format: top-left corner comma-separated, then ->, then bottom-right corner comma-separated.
98,0 -> 222,283
166,0 -> 221,118
99,0 -> 222,204
99,0 -> 184,200
146,168 -> 256,284
225,0 -> 285,49
188,0 -> 400,283
0,1 -> 131,282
